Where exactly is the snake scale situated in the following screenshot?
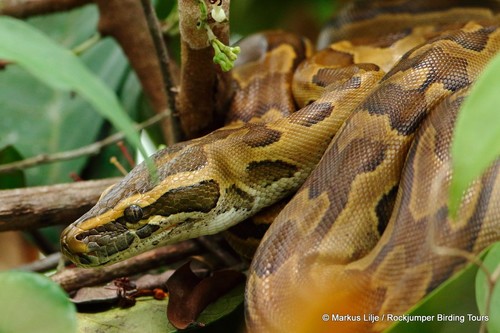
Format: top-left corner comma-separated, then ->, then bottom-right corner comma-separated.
61,1 -> 500,332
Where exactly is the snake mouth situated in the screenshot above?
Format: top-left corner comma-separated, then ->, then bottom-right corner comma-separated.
60,237 -> 99,267
64,251 -> 111,267
60,210 -> 208,267
60,222 -> 138,267
60,218 -> 186,267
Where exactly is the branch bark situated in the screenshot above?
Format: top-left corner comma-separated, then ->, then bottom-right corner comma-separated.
0,178 -> 120,231
52,240 -> 202,292
139,0 -> 181,142
0,0 -> 91,18
94,0 -> 180,145
176,0 -> 232,139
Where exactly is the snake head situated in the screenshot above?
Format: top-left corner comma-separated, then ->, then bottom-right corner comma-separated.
60,145 -> 228,267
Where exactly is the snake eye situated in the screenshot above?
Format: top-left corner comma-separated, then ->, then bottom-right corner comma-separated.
123,204 -> 143,223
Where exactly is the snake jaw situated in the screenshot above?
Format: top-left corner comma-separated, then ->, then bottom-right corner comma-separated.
60,221 -> 134,267
60,210 -> 206,267
60,225 -> 87,255
60,231 -> 110,267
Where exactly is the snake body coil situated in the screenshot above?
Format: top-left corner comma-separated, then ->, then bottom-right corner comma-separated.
61,1 -> 500,332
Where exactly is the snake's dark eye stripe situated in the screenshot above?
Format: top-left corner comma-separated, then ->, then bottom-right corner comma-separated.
124,204 -> 144,223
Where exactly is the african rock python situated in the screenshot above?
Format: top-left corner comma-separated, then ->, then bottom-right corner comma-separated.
61,1 -> 500,332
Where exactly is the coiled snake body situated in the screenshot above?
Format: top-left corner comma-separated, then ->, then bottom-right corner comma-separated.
61,1 -> 500,332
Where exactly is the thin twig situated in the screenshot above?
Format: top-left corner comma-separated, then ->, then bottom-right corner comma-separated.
430,222 -> 494,333
72,33 -> 102,55
478,257 -> 500,333
109,157 -> 128,176
139,0 -> 182,143
0,0 -> 91,18
16,253 -> 63,273
196,235 -> 240,267
116,141 -> 136,168
0,110 -> 170,174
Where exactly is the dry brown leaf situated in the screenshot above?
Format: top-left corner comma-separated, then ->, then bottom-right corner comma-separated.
166,261 -> 245,329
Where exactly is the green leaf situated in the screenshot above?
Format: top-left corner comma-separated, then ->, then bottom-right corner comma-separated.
77,284 -> 244,333
196,283 -> 245,326
449,53 -> 500,217
77,299 -> 172,333
0,16 -> 153,179
14,6 -> 110,182
0,145 -> 26,189
27,5 -> 99,48
384,253 -> 488,333
476,242 -> 500,333
82,69 -> 146,180
0,38 -> 128,185
0,271 -> 77,333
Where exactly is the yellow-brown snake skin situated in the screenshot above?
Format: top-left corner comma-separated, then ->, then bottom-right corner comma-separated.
61,1 -> 500,332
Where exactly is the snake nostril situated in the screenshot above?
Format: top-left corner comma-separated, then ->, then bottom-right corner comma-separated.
61,226 -> 89,254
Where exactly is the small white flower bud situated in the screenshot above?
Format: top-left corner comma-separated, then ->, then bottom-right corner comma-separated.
211,6 -> 227,23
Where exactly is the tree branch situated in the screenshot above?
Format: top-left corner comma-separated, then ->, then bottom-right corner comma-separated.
16,252 -> 62,272
0,178 -> 120,231
176,0 -> 232,139
94,0 -> 179,145
52,240 -> 202,292
0,0 -> 91,18
139,0 -> 182,144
